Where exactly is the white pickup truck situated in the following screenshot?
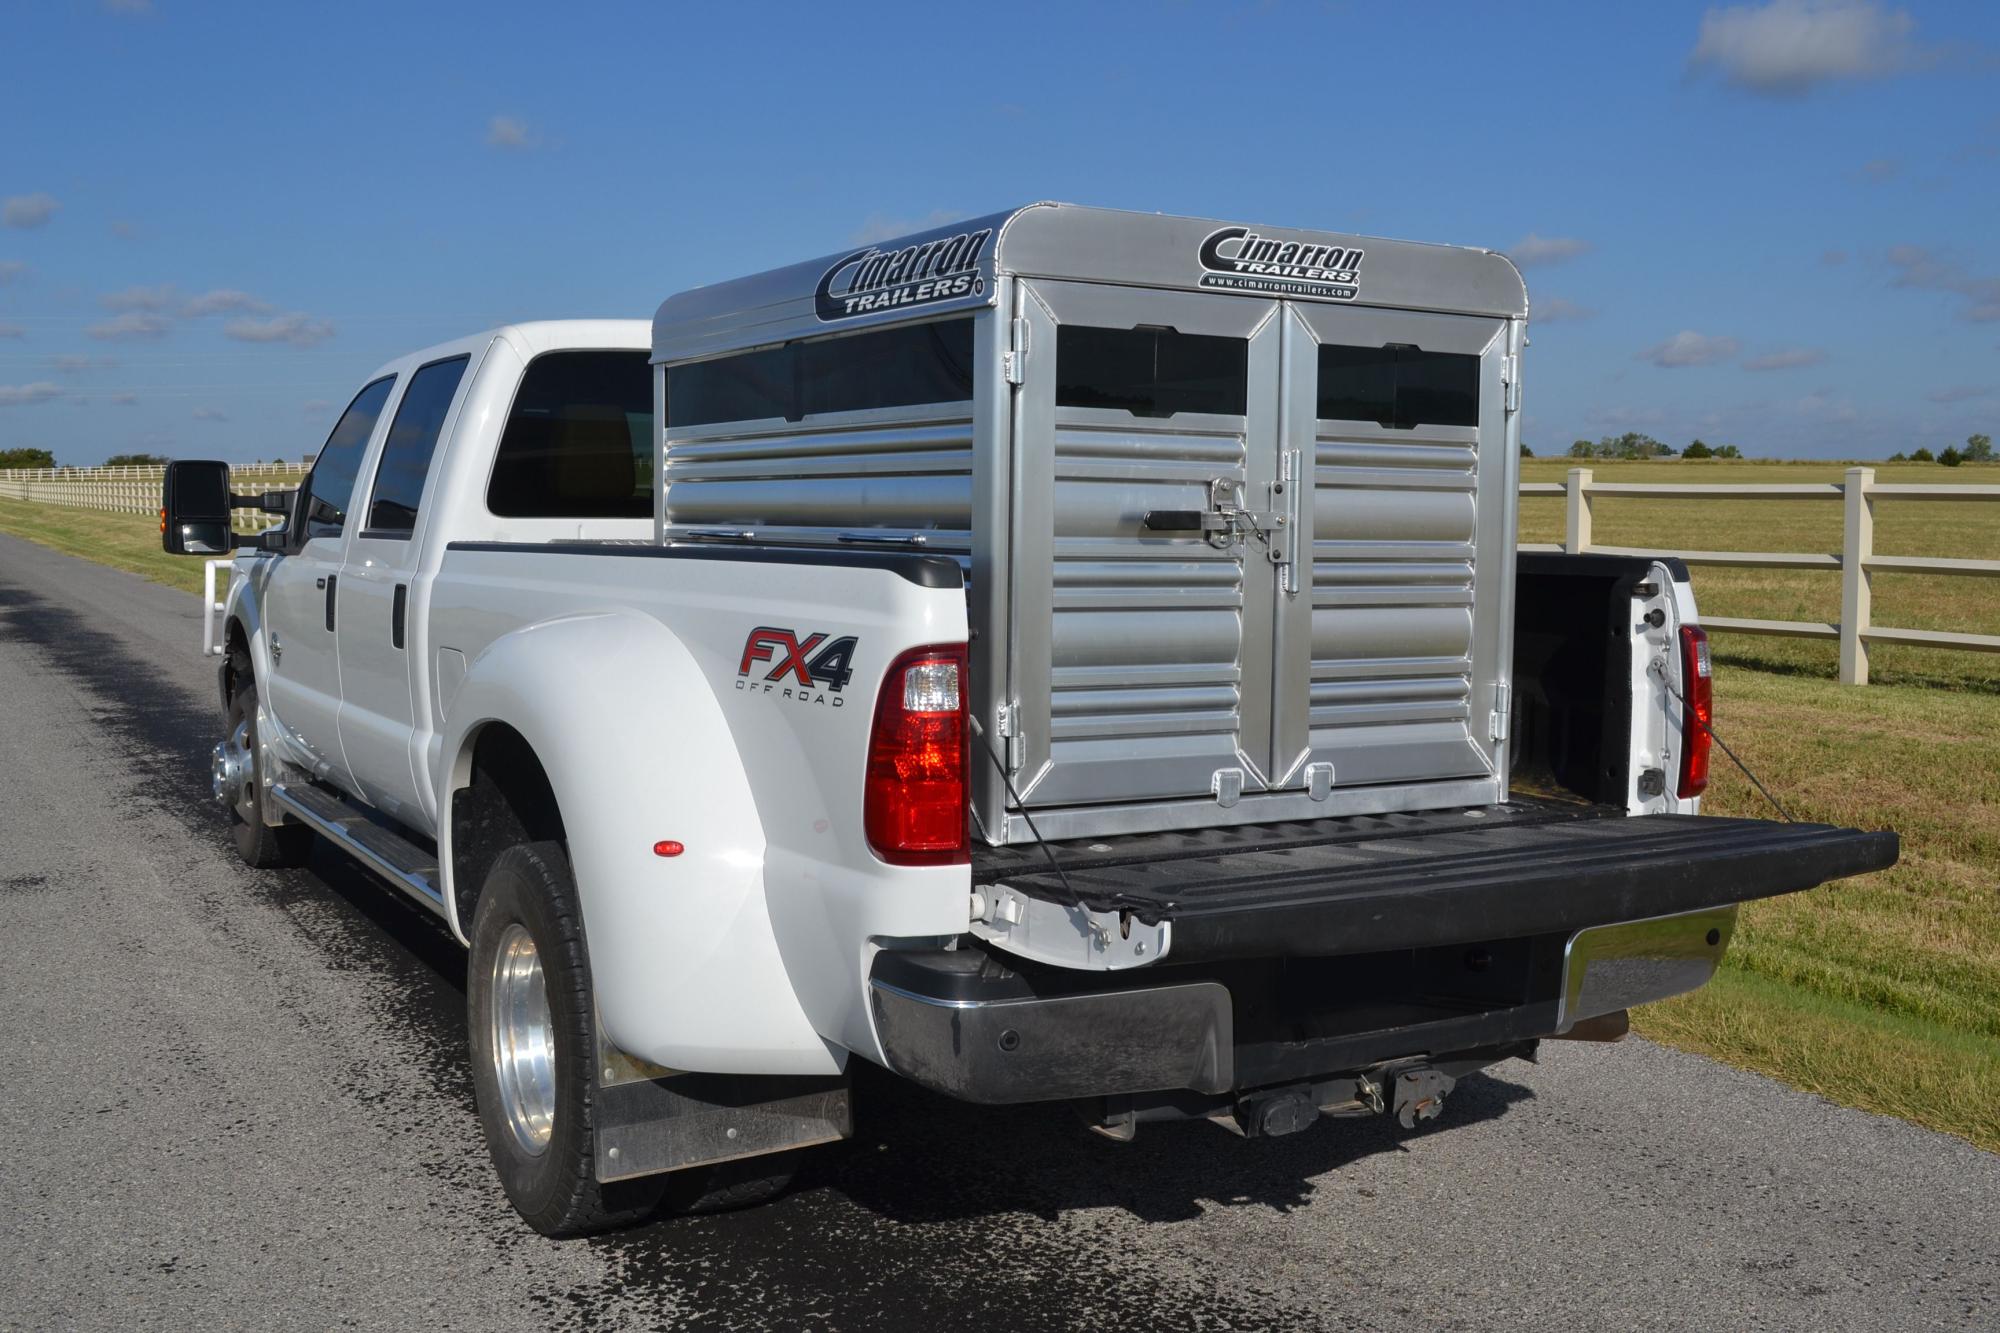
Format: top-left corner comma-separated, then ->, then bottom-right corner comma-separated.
162,204 -> 1897,1236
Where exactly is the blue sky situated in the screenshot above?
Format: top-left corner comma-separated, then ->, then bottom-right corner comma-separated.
2,0 -> 1996,464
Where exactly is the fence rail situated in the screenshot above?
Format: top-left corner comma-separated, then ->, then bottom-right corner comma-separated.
3,462 -> 1994,684
1522,467 -> 2000,684
0,463 -> 303,533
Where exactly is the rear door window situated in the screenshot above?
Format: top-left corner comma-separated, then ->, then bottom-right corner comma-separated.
1055,325 -> 1249,417
487,351 -> 653,518
364,355 -> 469,536
1317,344 -> 1478,428
300,376 -> 395,540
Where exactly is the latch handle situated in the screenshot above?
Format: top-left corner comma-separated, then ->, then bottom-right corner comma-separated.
1142,510 -> 1207,532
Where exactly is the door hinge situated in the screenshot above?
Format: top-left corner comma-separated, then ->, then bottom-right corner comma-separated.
994,702 -> 1025,771
1489,684 -> 1511,742
1501,355 -> 1521,414
1003,317 -> 1028,385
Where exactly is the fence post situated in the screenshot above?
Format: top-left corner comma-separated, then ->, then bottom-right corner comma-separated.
1564,467 -> 1593,553
1840,466 -> 1874,686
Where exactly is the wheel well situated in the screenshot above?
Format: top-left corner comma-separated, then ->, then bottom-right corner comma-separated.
451,724 -> 566,930
221,619 -> 252,710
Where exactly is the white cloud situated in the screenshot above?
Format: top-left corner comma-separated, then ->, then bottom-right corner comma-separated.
2,193 -> 59,228
100,283 -> 178,312
1532,297 -> 1597,324
192,406 -> 228,422
1886,245 -> 2000,321
1640,330 -> 1742,368
1689,1 -> 1923,96
51,354 -> 116,373
1743,346 -> 1828,370
486,115 -> 542,151
223,312 -> 335,346
851,210 -> 967,245
0,260 -> 25,284
0,381 -> 63,407
87,312 -> 171,341
182,289 -> 275,317
1925,384 -> 1991,403
1508,233 -> 1591,268
0,321 -> 23,339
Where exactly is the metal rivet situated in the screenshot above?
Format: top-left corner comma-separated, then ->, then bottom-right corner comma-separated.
602,1067 -> 615,1081
726,1127 -> 740,1140
607,1146 -> 620,1161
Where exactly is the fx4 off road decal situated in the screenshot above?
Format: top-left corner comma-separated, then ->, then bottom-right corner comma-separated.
1198,226 -> 1364,301
814,227 -> 992,321
736,627 -> 857,707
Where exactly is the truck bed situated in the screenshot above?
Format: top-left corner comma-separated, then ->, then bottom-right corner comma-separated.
974,799 -> 1898,963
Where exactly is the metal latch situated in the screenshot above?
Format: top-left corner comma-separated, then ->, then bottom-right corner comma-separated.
1143,478 -> 1283,553
1211,767 -> 1245,808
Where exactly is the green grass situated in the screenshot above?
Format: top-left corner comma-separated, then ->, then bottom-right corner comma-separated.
4,467 -> 1998,1151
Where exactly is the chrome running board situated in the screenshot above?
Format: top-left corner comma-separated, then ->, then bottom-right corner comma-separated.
270,782 -> 446,917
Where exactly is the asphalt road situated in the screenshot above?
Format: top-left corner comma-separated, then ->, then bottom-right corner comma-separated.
0,530 -> 1994,1333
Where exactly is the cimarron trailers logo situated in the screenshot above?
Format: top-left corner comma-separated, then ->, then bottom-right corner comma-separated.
1197,227 -> 1365,301
815,227 -> 992,321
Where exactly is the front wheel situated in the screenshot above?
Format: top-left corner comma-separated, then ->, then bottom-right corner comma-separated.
218,670 -> 313,869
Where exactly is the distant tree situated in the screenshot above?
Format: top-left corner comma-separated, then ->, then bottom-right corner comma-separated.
103,452 -> 171,467
1713,444 -> 1742,459
1683,439 -> 1714,460
1589,432 -> 1674,459
1965,433 -> 1994,463
1568,439 -> 1594,459
1520,442 -> 1533,458
1939,446 -> 1964,467
1911,447 -> 1935,463
1887,451 -> 1909,462
0,446 -> 57,469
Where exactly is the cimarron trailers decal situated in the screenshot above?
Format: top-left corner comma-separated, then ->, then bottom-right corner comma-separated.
1197,226 -> 1364,301
815,228 -> 992,321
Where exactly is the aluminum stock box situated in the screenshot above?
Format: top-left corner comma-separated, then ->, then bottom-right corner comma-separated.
651,203 -> 1529,846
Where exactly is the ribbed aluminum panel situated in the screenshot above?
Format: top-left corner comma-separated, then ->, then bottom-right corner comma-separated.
663,407 -> 975,555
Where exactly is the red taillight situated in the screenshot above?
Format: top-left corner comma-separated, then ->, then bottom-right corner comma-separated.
1676,625 -> 1713,799
864,643 -> 970,865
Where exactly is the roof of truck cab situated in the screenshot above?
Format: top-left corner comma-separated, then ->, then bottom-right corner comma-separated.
652,202 -> 1527,364
355,320 -> 653,385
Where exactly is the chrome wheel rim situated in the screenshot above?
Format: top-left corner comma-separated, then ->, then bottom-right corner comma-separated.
212,718 -> 255,821
489,924 -> 557,1156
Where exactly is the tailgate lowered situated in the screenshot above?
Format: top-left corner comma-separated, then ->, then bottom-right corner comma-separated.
974,803 -> 1898,965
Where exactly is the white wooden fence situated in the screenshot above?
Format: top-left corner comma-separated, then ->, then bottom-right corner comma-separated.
1523,467 -> 2000,684
3,461 -> 1995,685
0,463 -> 303,533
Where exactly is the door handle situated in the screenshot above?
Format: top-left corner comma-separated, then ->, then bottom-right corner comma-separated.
324,574 -> 337,632
392,584 -> 407,650
315,576 -> 326,590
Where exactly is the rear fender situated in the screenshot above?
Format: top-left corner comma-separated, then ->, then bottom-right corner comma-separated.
439,609 -> 836,1076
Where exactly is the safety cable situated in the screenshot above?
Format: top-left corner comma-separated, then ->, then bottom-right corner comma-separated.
1653,664 -> 1797,823
968,715 -> 1084,904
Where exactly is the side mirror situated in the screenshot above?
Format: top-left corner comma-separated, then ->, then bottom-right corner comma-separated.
161,460 -> 236,555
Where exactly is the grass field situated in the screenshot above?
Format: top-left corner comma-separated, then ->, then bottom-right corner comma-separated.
3,461 -> 1997,1152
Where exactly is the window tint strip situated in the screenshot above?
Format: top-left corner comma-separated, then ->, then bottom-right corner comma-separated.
1317,343 -> 1478,428
1055,325 -> 1248,418
666,318 -> 974,428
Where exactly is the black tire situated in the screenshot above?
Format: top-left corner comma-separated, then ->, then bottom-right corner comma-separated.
466,841 -> 800,1236
224,672 -> 314,869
